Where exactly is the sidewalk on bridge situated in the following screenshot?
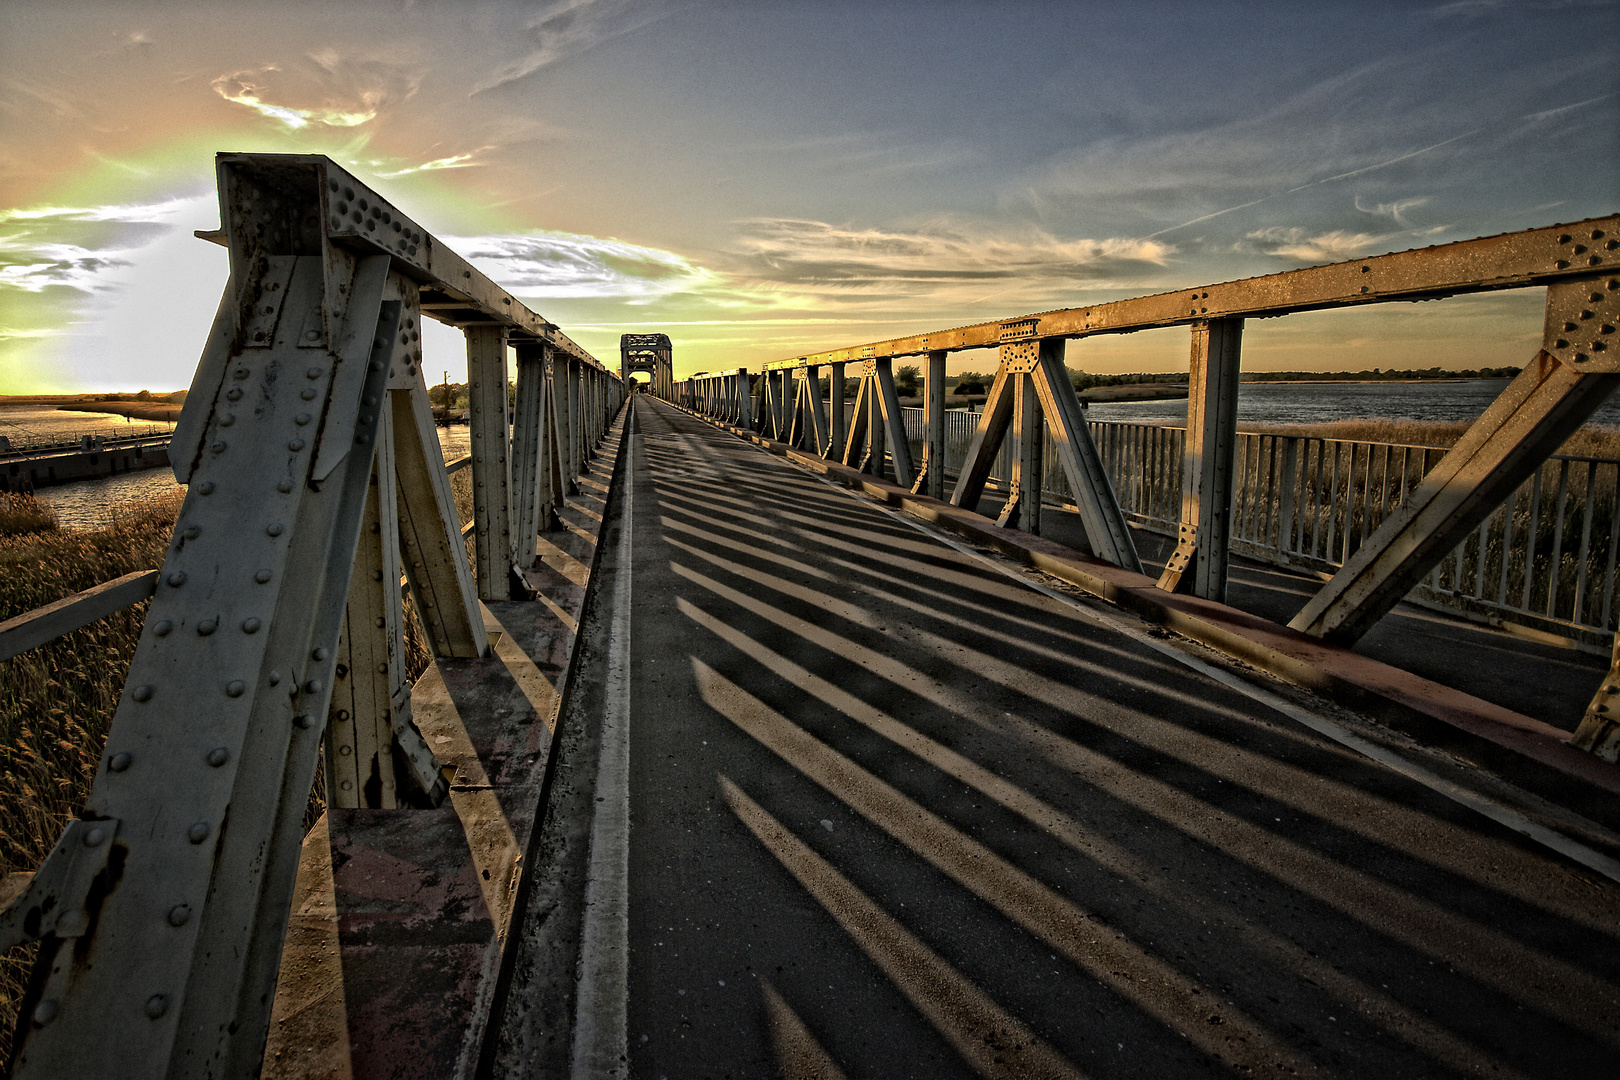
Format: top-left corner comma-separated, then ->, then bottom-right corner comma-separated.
679,407 -> 1620,833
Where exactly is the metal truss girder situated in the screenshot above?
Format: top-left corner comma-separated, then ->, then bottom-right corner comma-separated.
327,398 -> 407,809
769,216 -> 1619,367
843,378 -> 872,469
950,364 -> 1017,511
874,357 -> 915,488
913,350 -> 947,500
394,380 -> 486,659
468,325 -> 513,601
998,370 -> 1043,533
1291,315 -> 1620,646
1156,320 -> 1242,598
209,153 -> 600,366
14,255 -> 395,1079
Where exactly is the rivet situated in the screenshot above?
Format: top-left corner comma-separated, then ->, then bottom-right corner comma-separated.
210,440 -> 227,454
167,904 -> 192,927
255,569 -> 272,584
32,999 -> 59,1025
331,216 -> 342,229
307,367 -> 323,379
305,330 -> 321,342
340,779 -> 354,790
278,480 -> 293,493
109,752 -> 132,772
267,523 -> 284,536
145,994 -> 170,1019
198,481 -> 215,495
306,679 -> 323,694
182,525 -> 201,540
198,618 -> 218,636
1560,234 -> 1573,244
1583,309 -> 1596,319
343,186 -> 354,200
293,713 -> 314,729
1566,321 -> 1579,331
359,414 -> 373,426
1592,256 -> 1604,266
363,394 -> 377,406
1557,260 -> 1571,269
369,360 -> 384,371
187,822 -> 210,844
1557,338 -> 1570,348
167,571 -> 186,587
338,745 -> 352,757
313,646 -> 330,661
226,680 -> 247,696
234,366 -> 250,379
54,910 -> 87,936
205,747 -> 230,768
219,413 -> 235,428
132,684 -> 155,702
300,389 -> 318,403
268,670 -> 281,686
153,620 -> 173,637
1593,292 -> 1605,303
288,438 -> 305,451
242,617 -> 261,633
356,434 -> 371,444
295,413 -> 311,426
83,825 -> 107,847
227,388 -> 243,402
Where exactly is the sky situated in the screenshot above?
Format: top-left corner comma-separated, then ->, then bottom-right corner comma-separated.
0,0 -> 1616,392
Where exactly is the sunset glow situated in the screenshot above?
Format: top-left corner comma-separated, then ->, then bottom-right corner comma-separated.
2,1 -> 1615,392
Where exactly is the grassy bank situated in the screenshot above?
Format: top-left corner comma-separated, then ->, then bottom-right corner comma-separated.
0,490 -> 181,1056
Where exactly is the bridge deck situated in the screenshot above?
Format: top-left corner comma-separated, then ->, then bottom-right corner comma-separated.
496,397 -> 1618,1079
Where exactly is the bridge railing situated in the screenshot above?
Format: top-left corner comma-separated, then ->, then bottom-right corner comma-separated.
888,408 -> 1620,646
2,153 -> 624,1078
681,212 -> 1620,759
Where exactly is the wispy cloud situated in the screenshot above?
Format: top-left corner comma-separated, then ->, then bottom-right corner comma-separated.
374,148 -> 496,178
727,218 -> 1173,305
472,0 -> 672,94
1241,227 -> 1382,264
212,51 -> 425,130
0,195 -> 211,293
443,230 -> 724,302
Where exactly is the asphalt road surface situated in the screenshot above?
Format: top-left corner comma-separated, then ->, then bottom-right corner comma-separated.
494,396 -> 1620,1079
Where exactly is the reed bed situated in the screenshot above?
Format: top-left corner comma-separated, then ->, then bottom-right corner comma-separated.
0,488 -> 182,1057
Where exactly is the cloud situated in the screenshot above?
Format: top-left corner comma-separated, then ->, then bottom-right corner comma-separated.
473,0 -> 672,94
212,52 -> 425,130
0,195 -> 211,294
374,148 -> 496,178
443,230 -> 723,302
727,218 -> 1173,304
1242,227 -> 1382,264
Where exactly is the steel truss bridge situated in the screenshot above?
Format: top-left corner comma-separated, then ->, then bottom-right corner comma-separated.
1,154 -> 1617,1078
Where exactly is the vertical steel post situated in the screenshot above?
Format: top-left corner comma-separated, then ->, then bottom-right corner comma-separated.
828,361 -> 846,457
1157,318 -> 1242,599
915,349 -> 947,499
998,373 -> 1044,533
511,342 -> 547,565
466,325 -> 513,602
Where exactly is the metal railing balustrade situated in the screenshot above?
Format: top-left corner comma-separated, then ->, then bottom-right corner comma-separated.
0,153 -> 626,1078
675,212 -> 1620,760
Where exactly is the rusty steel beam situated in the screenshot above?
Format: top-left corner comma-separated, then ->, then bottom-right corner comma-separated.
768,216 -> 1619,365
1291,275 -> 1620,646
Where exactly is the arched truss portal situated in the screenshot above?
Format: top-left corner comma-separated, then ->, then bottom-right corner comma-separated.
620,333 -> 674,399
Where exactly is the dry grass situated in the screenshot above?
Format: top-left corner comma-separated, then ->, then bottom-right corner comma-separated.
0,494 -> 59,537
0,489 -> 181,1057
1246,418 -> 1620,460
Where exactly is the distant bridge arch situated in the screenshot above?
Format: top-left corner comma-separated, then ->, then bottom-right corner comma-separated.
620,333 -> 673,399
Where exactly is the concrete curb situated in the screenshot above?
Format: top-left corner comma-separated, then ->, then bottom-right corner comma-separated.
675,404 -> 1620,830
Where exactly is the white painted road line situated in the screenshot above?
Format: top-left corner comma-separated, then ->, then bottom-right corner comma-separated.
807,468 -> 1620,886
571,410 -> 636,1078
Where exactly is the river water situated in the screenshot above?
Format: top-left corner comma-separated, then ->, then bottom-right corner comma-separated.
16,380 -> 1620,529
3,402 -> 469,529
